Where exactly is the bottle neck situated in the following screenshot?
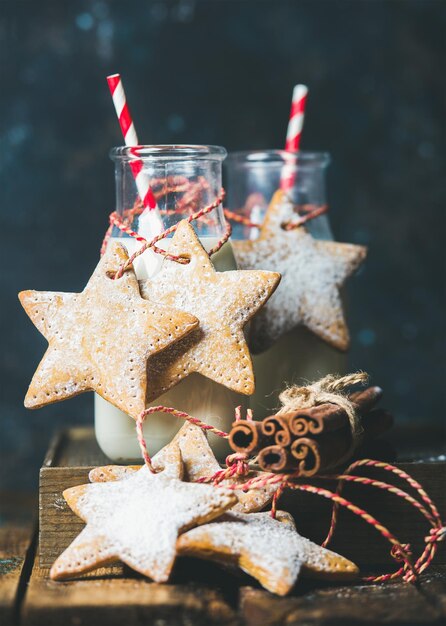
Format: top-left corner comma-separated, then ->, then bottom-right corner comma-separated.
224,150 -> 331,241
113,160 -> 226,238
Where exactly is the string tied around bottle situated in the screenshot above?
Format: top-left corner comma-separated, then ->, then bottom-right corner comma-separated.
101,175 -> 330,279
112,188 -> 229,279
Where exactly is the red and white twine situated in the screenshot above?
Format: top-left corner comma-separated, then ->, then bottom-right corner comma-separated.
101,161 -> 325,271
135,404 -> 445,586
104,188 -> 229,279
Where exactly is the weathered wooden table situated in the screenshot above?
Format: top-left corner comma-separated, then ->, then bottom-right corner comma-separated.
1,429 -> 445,625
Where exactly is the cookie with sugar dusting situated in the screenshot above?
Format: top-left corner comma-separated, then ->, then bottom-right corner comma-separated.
233,190 -> 367,353
90,423 -> 279,514
177,510 -> 359,595
50,444 -> 237,583
19,243 -> 198,419
173,423 -> 280,513
139,220 -> 281,400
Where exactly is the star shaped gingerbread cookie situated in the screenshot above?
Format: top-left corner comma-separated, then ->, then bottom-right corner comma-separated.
89,423 -> 279,514
233,190 -> 367,353
177,510 -> 359,595
139,220 -> 281,399
19,243 -> 199,419
50,444 -> 237,582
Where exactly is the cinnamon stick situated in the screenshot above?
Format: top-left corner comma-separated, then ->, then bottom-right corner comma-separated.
350,386 -> 383,413
261,414 -> 293,446
257,437 -> 323,475
257,445 -> 292,472
252,407 -> 393,474
293,408 -> 394,474
228,387 -> 393,474
284,404 -> 344,434
289,437 -> 322,476
267,385 -> 383,440
304,408 -> 393,473
228,421 -> 267,455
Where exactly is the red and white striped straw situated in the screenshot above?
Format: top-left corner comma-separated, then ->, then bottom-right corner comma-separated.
280,84 -> 308,191
106,73 -> 139,146
107,74 -> 163,235
285,84 -> 308,152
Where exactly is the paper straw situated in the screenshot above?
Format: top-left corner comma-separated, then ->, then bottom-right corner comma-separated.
285,84 -> 308,152
107,74 -> 163,237
280,84 -> 308,192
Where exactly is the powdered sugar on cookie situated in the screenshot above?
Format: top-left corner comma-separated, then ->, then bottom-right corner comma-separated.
51,450 -> 237,582
139,220 -> 281,400
177,510 -> 359,595
19,243 -> 198,418
89,423 -> 280,514
233,190 -> 366,353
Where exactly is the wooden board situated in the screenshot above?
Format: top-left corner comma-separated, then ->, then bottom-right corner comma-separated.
22,549 -> 237,626
39,429 -> 109,567
40,428 -> 446,569
0,492 -> 36,626
0,525 -> 34,626
239,571 -> 446,626
1,490 -> 446,625
20,549 -> 446,626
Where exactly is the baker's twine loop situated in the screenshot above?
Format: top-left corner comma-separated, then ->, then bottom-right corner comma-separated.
387,526 -> 446,584
136,405 -> 253,485
136,405 -> 230,474
112,189 -> 228,279
100,186 -> 229,277
318,459 -> 446,584
101,175 -> 329,272
134,388 -> 443,586
281,203 -> 328,230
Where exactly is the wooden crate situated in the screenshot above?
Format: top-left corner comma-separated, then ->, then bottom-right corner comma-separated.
22,553 -> 239,626
21,555 -> 446,626
40,428 -> 446,569
39,429 -> 109,568
3,491 -> 446,626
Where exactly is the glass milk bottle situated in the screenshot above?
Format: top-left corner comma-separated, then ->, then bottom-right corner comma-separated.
95,145 -> 245,461
225,150 -> 346,419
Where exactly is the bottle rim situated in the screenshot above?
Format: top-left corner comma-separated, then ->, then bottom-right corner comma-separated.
110,144 -> 227,162
226,150 -> 330,168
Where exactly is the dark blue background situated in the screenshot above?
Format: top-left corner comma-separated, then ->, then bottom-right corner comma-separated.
1,0 -> 444,489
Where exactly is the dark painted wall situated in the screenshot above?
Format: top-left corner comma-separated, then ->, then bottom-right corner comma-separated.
1,0 -> 444,489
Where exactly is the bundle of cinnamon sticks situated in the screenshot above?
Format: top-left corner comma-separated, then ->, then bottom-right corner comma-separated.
229,387 -> 393,476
